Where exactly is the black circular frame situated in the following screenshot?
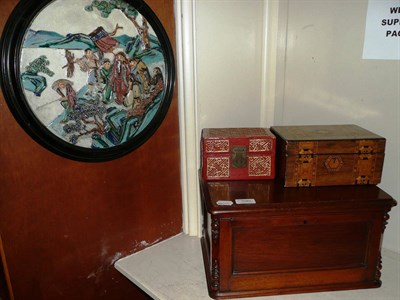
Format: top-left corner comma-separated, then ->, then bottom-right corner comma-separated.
0,0 -> 175,162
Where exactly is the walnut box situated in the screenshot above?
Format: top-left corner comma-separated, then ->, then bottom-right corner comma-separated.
270,124 -> 385,187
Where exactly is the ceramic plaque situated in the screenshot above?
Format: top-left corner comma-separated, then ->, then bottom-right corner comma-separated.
0,0 -> 175,161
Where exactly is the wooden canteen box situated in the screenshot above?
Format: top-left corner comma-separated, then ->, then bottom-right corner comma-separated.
270,124 -> 385,187
199,177 -> 397,299
201,128 -> 276,181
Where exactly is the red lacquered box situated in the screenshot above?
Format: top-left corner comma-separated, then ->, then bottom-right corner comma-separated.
201,128 -> 276,180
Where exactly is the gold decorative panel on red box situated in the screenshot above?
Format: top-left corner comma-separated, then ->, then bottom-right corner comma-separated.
201,128 -> 276,180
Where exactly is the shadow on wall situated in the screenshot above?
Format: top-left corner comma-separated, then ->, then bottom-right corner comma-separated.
0,235 -> 14,300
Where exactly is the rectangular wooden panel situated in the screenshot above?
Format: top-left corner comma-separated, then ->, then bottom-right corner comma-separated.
233,220 -> 370,273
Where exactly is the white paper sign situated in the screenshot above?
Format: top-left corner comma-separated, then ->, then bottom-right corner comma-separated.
363,0 -> 400,60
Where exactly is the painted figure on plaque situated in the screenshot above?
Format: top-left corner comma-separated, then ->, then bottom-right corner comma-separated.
75,48 -> 100,97
51,79 -> 77,122
150,67 -> 164,96
99,58 -> 113,103
109,52 -> 131,105
62,50 -> 75,78
129,57 -> 151,94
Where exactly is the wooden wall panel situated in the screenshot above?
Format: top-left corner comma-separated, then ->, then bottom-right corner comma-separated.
0,0 -> 182,299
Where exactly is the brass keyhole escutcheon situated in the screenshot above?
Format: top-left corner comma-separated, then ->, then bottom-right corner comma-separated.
231,146 -> 247,168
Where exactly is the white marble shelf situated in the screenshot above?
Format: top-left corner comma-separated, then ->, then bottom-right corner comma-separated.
115,233 -> 400,300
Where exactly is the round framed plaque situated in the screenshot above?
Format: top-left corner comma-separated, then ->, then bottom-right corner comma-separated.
0,0 -> 175,162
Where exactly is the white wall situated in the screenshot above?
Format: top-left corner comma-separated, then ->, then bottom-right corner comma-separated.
196,0 -> 267,128
177,0 -> 399,253
273,0 -> 399,253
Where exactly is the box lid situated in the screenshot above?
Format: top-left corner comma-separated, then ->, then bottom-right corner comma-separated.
270,124 -> 383,141
199,176 -> 396,215
202,127 -> 275,139
271,124 -> 385,155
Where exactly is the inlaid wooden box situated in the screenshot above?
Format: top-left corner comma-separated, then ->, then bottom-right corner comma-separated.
201,128 -> 276,181
270,124 -> 385,187
200,177 -> 397,299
